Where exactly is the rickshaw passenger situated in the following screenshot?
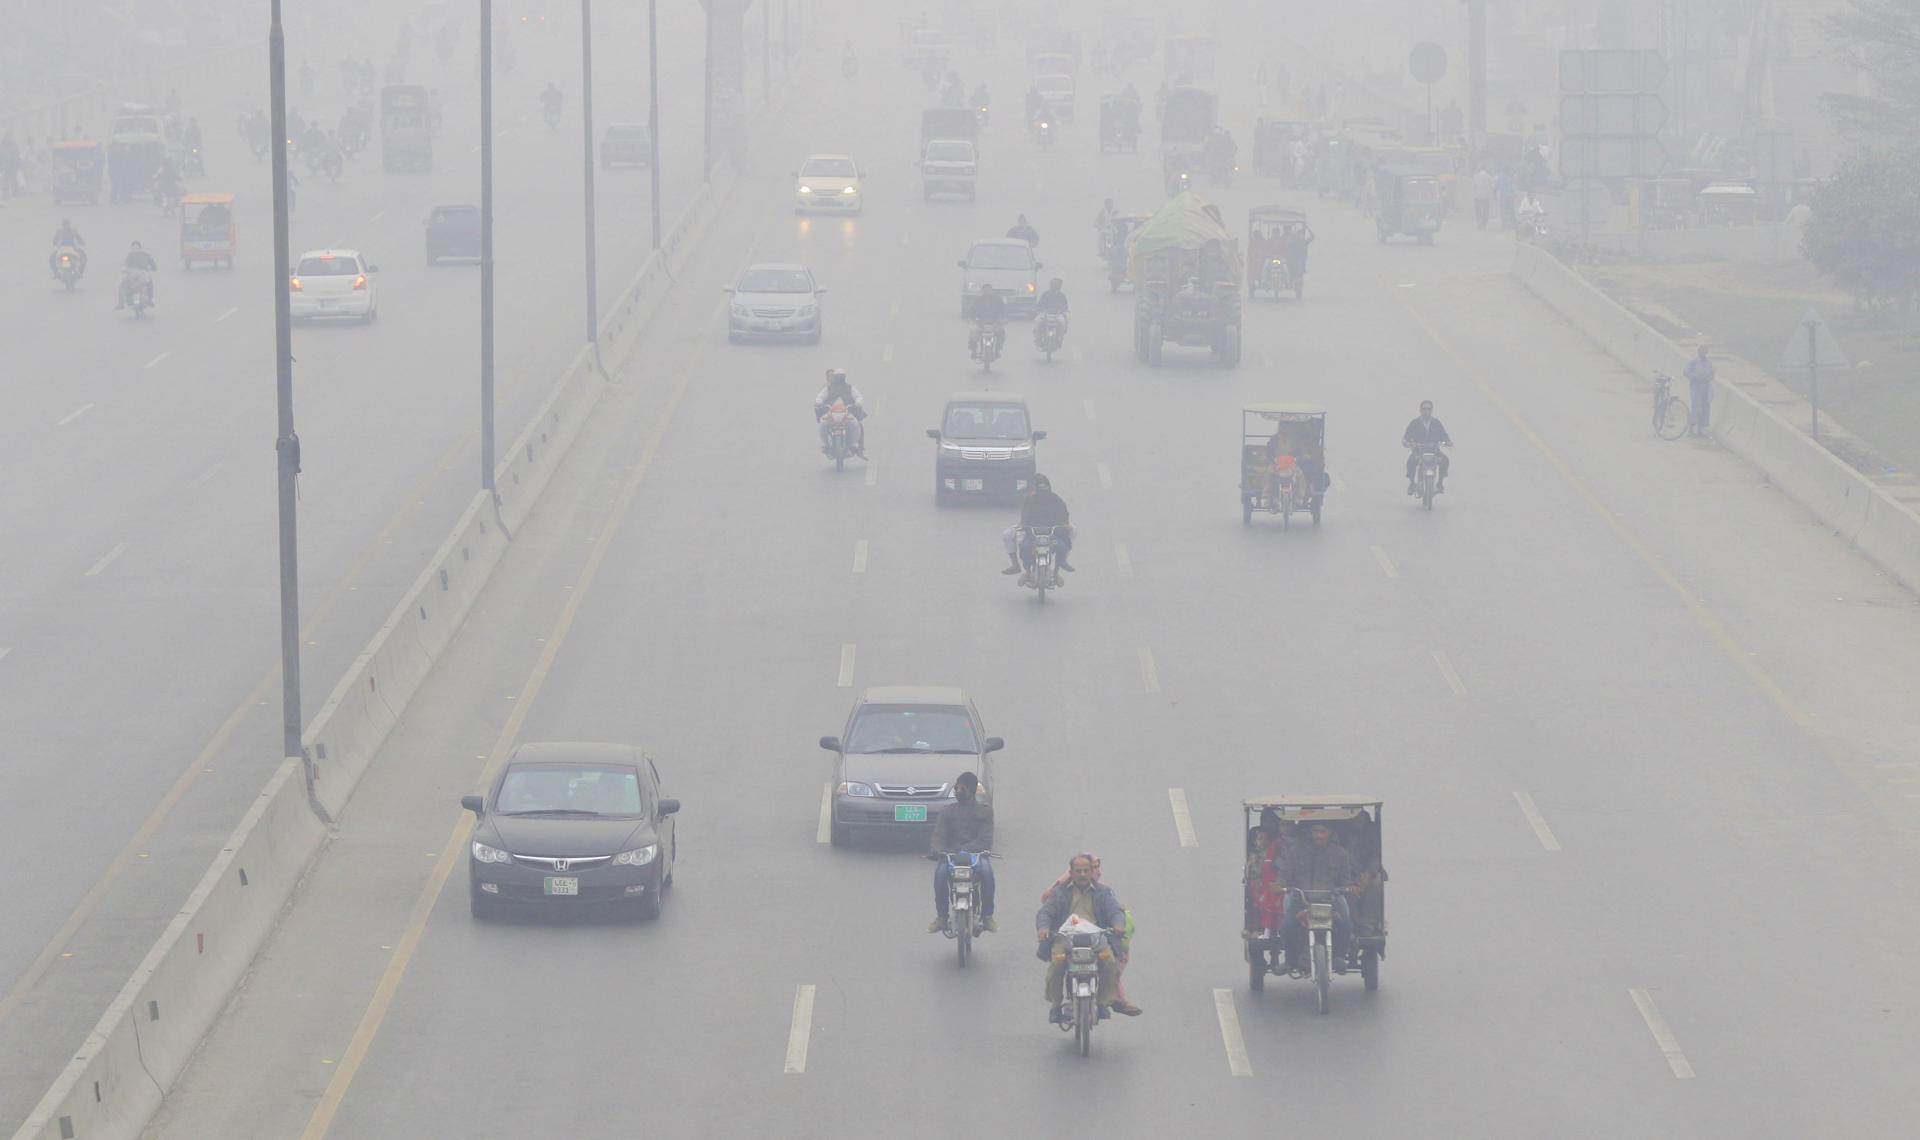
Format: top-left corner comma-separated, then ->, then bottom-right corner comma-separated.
198,203 -> 230,227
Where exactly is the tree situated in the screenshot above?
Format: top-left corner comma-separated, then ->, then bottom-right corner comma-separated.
1803,147 -> 1920,313
1819,0 -> 1920,143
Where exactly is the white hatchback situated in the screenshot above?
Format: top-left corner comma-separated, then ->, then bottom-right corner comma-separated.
290,249 -> 378,323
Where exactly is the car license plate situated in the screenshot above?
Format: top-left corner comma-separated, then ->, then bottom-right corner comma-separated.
543,876 -> 579,896
962,478 -> 984,491
757,320 -> 781,331
894,804 -> 928,822
319,300 -> 337,308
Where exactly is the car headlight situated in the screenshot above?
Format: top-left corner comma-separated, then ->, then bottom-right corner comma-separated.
730,303 -> 749,316
471,841 -> 511,864
841,185 -> 856,195
1027,282 -> 1037,292
798,184 -> 813,194
838,781 -> 876,797
612,844 -> 658,867
940,441 -> 966,453
797,304 -> 818,316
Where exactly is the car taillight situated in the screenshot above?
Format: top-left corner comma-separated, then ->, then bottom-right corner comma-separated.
352,274 -> 367,290
289,277 -> 302,291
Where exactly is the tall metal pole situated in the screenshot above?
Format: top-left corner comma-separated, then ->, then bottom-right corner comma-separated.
648,0 -> 663,249
703,0 -> 714,180
480,0 -> 496,493
269,0 -> 303,764
1808,320 -> 1820,440
762,0 -> 770,105
581,0 -> 599,348
1466,0 -> 1485,155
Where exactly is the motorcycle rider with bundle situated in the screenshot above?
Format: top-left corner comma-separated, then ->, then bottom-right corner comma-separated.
116,241 -> 158,310
1036,854 -> 1126,1023
812,368 -> 867,456
1000,473 -> 1074,580
50,218 -> 88,278
927,771 -> 996,934
1402,399 -> 1452,493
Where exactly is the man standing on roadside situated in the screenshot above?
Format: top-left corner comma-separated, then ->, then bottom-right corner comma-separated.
1471,166 -> 1493,229
1685,345 -> 1715,436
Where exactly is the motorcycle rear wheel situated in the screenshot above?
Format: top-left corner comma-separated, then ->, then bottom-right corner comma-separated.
1075,995 -> 1094,1055
1313,944 -> 1331,1014
956,921 -> 971,967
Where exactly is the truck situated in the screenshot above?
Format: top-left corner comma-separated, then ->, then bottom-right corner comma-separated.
1128,193 -> 1243,367
380,84 -> 434,172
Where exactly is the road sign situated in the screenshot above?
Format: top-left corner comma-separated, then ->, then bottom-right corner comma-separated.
1408,42 -> 1448,86
1779,308 -> 1848,370
1559,136 -> 1669,179
1558,49 -> 1667,94
1559,93 -> 1667,137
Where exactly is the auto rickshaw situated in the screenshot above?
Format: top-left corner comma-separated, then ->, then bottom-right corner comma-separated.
1242,796 -> 1386,1013
1098,94 -> 1141,152
1697,181 -> 1761,226
50,140 -> 104,205
1104,213 -> 1148,292
179,192 -> 236,269
1250,116 -> 1310,181
1374,167 -> 1443,244
1246,206 -> 1310,301
1240,404 -> 1327,526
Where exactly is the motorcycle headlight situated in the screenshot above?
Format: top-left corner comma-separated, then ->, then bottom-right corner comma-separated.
612,844 -> 657,867
470,841 -> 511,864
837,781 -> 876,797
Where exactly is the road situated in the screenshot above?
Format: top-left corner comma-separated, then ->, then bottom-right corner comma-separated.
0,0 -> 725,1128
29,3 -> 1920,1138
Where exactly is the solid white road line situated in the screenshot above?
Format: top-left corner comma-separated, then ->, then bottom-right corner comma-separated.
214,305 -> 239,323
1629,988 -> 1696,1078
1513,791 -> 1562,851
1083,397 -> 1096,420
55,403 -> 94,427
784,984 -> 817,1073
816,782 -> 834,843
186,462 -> 224,489
837,644 -> 856,687
1370,545 -> 1398,579
1138,647 -> 1160,694
85,542 -> 129,577
1097,462 -> 1112,490
1114,543 -> 1132,577
1213,989 -> 1252,1076
864,461 -> 878,487
144,351 -> 171,369
851,539 -> 868,574
882,343 -> 894,363
1432,649 -> 1467,696
1168,788 -> 1198,848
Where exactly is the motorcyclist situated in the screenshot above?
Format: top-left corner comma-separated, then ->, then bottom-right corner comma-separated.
970,285 -> 1007,358
1093,197 -> 1115,255
1005,214 -> 1039,247
1037,853 -> 1141,1015
50,218 -> 88,276
1000,473 -> 1074,579
813,368 -> 867,455
1035,854 -> 1125,1023
117,241 -> 158,309
941,71 -> 965,108
1024,85 -> 1047,127
1402,399 -> 1452,493
1036,277 -> 1069,316
1271,820 -> 1358,972
927,771 -> 996,934
541,83 -> 563,123
152,157 -> 181,207
969,83 -> 989,113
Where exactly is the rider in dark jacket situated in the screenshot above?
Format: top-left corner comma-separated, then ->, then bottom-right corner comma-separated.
928,772 -> 996,932
116,241 -> 158,308
1000,474 -> 1074,577
1402,400 -> 1452,491
51,219 -> 87,274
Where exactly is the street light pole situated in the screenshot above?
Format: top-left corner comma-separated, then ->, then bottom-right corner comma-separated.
268,0 -> 303,765
581,0 -> 600,351
703,0 -> 714,180
648,0 -> 663,249
762,0 -> 770,105
480,0 -> 496,493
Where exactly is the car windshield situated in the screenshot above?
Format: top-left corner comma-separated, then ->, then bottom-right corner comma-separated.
1037,75 -> 1073,93
801,158 -> 857,178
943,403 -> 1031,439
737,268 -> 813,293
845,706 -> 978,753
926,141 -> 971,160
967,244 -> 1033,270
497,765 -> 644,816
296,256 -> 359,276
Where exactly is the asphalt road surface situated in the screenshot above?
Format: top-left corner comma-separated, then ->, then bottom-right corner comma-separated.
16,3 -> 1920,1139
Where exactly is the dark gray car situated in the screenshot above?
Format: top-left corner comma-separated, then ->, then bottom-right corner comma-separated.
462,742 -> 680,918
819,686 -> 1004,846
927,391 -> 1045,504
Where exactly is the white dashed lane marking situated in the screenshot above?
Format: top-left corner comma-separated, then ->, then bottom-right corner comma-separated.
56,404 -> 94,427
1113,543 -> 1132,577
1432,649 -> 1467,696
784,985 -> 817,1073
837,644 -> 856,687
1097,462 -> 1112,490
1168,788 -> 1198,848
145,351 -> 171,369
85,542 -> 129,577
1213,989 -> 1252,1076
851,539 -> 868,574
1513,792 -> 1562,851
1370,545 -> 1397,579
1629,989 -> 1695,1078
1138,647 -> 1160,693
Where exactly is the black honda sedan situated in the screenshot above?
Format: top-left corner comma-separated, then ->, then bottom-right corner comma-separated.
462,742 -> 679,919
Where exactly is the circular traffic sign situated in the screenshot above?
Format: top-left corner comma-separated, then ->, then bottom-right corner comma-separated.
1408,42 -> 1448,86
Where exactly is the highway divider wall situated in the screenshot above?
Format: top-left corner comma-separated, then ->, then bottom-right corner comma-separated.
11,158 -> 738,1140
1511,242 -> 1920,599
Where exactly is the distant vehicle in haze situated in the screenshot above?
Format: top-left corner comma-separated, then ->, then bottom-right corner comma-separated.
922,137 -> 977,200
957,238 -> 1040,319
424,204 -> 479,265
289,249 -> 378,323
817,687 -> 1004,847
724,263 -> 825,343
793,154 -> 865,214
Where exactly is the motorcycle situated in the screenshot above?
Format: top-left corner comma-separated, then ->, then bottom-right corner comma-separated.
1051,916 -> 1115,1055
1034,312 -> 1067,361
1407,440 -> 1447,510
975,103 -> 990,128
52,246 -> 84,291
1517,210 -> 1547,244
820,401 -> 861,472
934,851 -> 996,967
1165,166 -> 1191,197
181,145 -> 205,177
1284,888 -> 1344,1015
1019,525 -> 1062,602
841,54 -> 858,80
543,101 -> 561,131
968,321 -> 1004,372
1033,118 -> 1054,151
121,269 -> 154,318
304,146 -> 342,182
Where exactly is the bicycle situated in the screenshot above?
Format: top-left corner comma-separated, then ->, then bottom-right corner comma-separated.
1651,372 -> 1689,440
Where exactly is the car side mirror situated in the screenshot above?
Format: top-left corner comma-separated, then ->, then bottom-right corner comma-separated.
1032,430 -> 1047,441
1034,261 -> 1044,269
460,794 -> 484,815
814,287 -> 828,295
790,170 -> 798,177
984,737 -> 1005,753
925,429 -> 941,440
658,798 -> 681,817
367,265 -> 379,273
721,286 -> 735,292
818,735 -> 842,752
955,259 -> 967,268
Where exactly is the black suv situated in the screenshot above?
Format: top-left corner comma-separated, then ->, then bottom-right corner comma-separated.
927,391 -> 1045,504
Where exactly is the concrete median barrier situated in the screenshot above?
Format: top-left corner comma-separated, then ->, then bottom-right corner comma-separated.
1512,243 -> 1920,598
10,151 -> 746,1140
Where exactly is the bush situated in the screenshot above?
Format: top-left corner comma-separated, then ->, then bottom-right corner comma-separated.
1803,147 -> 1920,313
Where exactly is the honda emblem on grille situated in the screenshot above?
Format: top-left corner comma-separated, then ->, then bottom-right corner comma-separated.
553,860 -> 569,872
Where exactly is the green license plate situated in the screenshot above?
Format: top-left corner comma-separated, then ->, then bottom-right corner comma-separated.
894,804 -> 929,822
